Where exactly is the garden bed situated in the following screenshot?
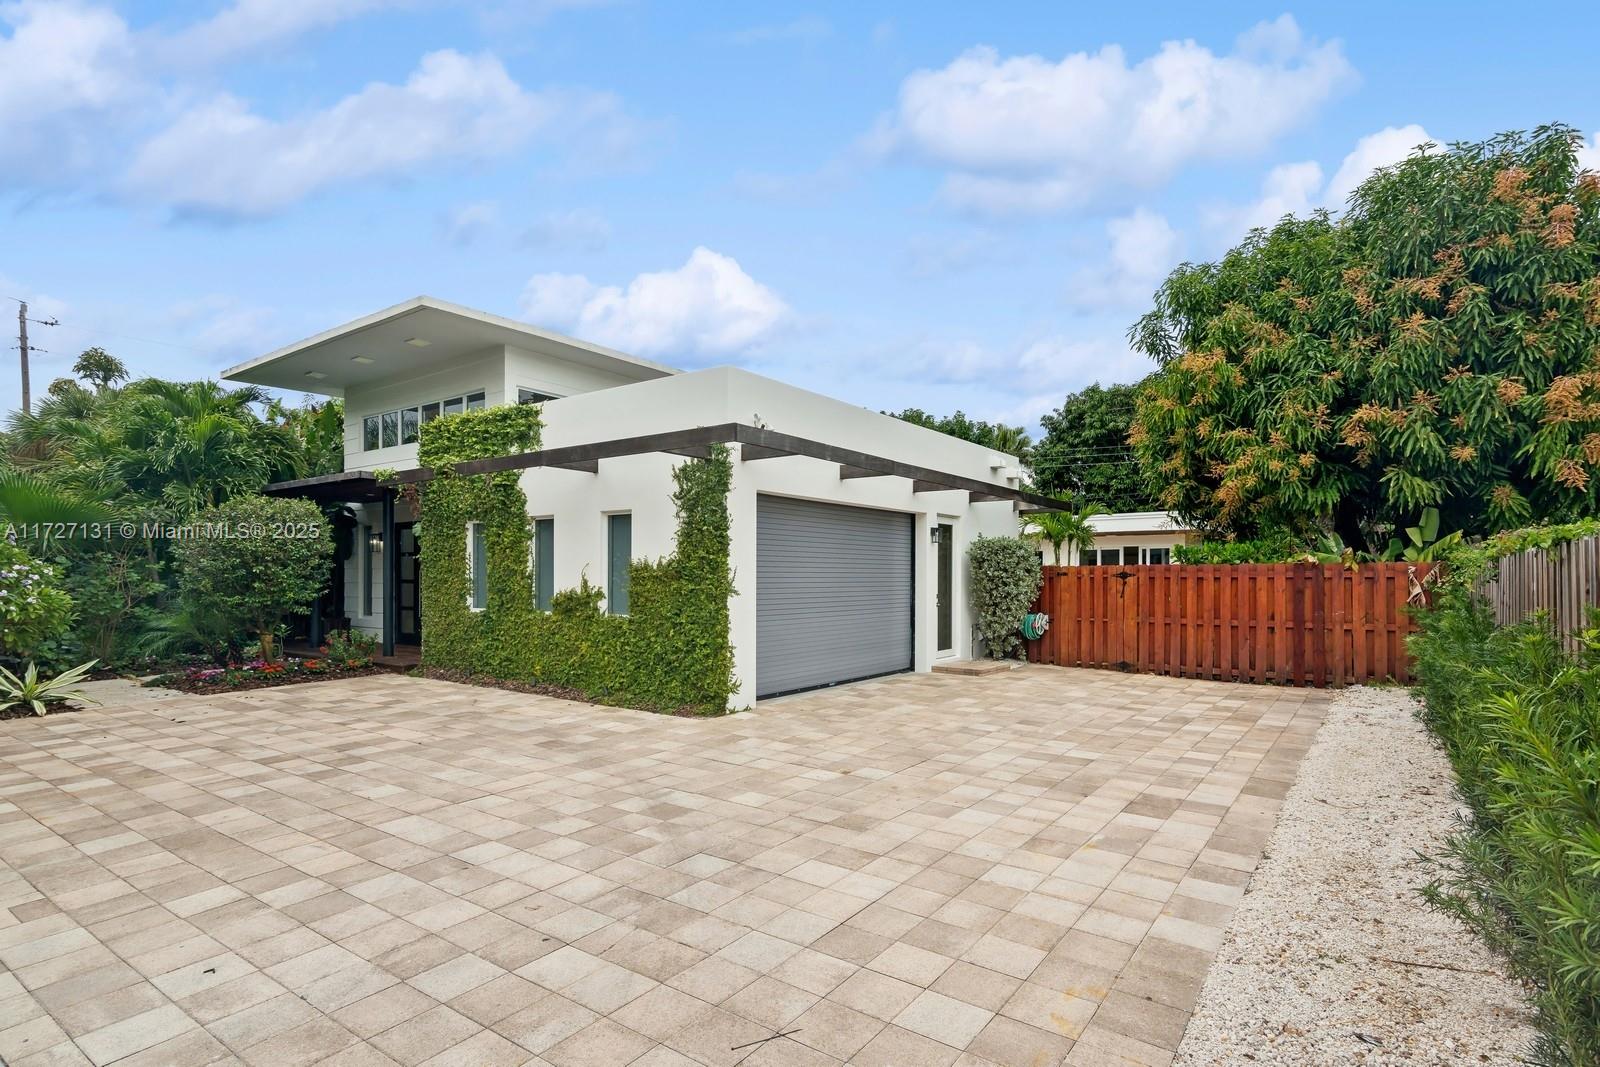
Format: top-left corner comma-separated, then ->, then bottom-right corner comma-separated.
147,659 -> 386,695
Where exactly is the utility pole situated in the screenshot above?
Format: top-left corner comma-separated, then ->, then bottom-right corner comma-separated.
17,300 -> 29,415
13,300 -> 56,416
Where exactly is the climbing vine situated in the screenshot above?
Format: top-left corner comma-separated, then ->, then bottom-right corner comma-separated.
415,405 -> 736,714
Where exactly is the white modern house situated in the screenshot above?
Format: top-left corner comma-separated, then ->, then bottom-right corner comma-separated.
223,296 -> 1057,706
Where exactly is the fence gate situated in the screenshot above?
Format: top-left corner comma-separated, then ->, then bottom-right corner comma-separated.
1026,562 -> 1430,687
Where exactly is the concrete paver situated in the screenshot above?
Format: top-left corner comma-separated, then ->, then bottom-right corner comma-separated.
0,667 -> 1328,1065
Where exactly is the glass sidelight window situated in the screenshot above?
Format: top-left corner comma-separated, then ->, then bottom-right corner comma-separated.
607,514 -> 631,615
467,522 -> 487,611
532,518 -> 554,611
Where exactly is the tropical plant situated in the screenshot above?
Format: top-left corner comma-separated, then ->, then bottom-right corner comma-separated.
1130,125 -> 1600,545
968,535 -> 1042,659
171,494 -> 333,662
0,543 -> 74,660
1380,506 -> 1465,562
1032,383 -> 1152,510
72,347 -> 128,392
0,659 -> 98,716
1411,542 -> 1600,1066
1022,503 -> 1107,565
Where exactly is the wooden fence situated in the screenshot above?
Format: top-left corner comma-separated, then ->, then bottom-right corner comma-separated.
1025,562 -> 1434,686
1479,532 -> 1600,649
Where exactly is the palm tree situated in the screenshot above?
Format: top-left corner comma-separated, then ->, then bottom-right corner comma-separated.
1022,503 -> 1107,565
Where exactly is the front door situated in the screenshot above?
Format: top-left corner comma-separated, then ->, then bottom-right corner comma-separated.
394,522 -> 421,644
936,523 -> 954,652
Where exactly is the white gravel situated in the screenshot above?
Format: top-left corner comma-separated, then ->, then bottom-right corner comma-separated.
1175,685 -> 1537,1066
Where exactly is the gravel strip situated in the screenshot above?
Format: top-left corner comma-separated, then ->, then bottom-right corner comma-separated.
1176,685 -> 1536,1066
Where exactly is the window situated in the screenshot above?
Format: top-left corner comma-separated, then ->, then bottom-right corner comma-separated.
532,518 -> 554,611
1145,547 -> 1172,565
361,524 -> 374,615
361,392 -> 490,449
518,388 -> 560,405
467,523 -> 487,611
607,513 -> 631,615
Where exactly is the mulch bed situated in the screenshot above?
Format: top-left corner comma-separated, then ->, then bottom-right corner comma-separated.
148,664 -> 389,696
0,701 -> 80,722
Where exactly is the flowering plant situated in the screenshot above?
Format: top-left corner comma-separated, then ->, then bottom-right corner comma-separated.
0,543 -> 74,659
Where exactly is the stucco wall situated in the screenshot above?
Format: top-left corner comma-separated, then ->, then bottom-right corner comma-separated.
342,362 -> 1026,706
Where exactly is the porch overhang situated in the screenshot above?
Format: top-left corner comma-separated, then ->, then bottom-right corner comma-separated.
263,470 -> 391,504
382,422 -> 1072,511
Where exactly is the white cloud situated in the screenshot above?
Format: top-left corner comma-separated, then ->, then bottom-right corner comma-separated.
1067,209 -> 1182,310
523,208 -> 612,251
872,15 -> 1354,216
163,0 -> 393,64
895,331 -> 1151,393
122,50 -> 636,217
520,247 -> 791,359
1578,131 -> 1600,174
0,1 -> 141,179
440,200 -> 500,246
1208,124 -> 1430,242
717,16 -> 831,46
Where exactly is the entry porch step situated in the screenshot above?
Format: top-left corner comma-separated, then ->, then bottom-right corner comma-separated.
932,659 -> 1017,677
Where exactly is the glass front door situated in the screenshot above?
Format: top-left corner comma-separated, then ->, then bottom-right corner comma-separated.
395,523 -> 421,644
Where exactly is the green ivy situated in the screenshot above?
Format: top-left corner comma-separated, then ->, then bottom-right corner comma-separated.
415,405 -> 736,714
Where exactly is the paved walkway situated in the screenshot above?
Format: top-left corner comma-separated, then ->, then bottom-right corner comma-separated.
0,668 -> 1329,1066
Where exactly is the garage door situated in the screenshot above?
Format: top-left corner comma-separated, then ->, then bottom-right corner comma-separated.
757,495 -> 913,697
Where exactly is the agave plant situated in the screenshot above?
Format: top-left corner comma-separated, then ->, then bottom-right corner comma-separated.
0,660 -> 99,717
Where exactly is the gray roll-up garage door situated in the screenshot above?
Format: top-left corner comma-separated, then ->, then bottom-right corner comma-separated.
757,495 -> 913,698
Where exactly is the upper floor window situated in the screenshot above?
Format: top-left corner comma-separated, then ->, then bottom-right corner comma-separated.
518,388 -> 560,405
362,391 -> 486,450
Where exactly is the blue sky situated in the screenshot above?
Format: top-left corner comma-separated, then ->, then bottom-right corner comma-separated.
3,1 -> 1597,431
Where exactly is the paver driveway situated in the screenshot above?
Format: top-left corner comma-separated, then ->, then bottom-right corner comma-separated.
0,667 -> 1330,1067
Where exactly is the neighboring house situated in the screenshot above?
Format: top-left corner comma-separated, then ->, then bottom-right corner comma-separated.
222,296 -> 1054,706
1071,511 -> 1198,565
1028,510 -> 1199,566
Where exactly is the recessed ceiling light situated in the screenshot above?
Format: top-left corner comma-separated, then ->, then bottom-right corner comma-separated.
350,356 -> 375,364
304,371 -> 327,379
404,337 -> 431,347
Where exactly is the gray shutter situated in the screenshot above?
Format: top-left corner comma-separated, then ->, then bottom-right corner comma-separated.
756,495 -> 913,697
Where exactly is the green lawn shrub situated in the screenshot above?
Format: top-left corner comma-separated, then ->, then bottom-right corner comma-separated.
1411,527 -> 1600,1066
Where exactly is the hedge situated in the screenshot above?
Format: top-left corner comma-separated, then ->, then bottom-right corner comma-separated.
415,405 -> 736,714
1411,522 -> 1600,1066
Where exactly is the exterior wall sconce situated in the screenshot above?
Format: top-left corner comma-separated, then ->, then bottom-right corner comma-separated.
369,531 -> 384,554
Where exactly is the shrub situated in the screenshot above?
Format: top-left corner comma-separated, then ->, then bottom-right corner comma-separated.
968,535 -> 1042,659
172,495 -> 333,662
322,629 -> 377,666
0,542 -> 74,661
1411,528 -> 1600,1066
1172,531 -> 1304,564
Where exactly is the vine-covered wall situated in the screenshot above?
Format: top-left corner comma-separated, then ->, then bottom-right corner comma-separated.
415,405 -> 736,714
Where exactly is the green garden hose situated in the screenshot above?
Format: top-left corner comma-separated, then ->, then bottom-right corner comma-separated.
1021,612 -> 1050,640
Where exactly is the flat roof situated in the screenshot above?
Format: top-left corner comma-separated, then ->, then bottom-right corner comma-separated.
222,295 -> 679,395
